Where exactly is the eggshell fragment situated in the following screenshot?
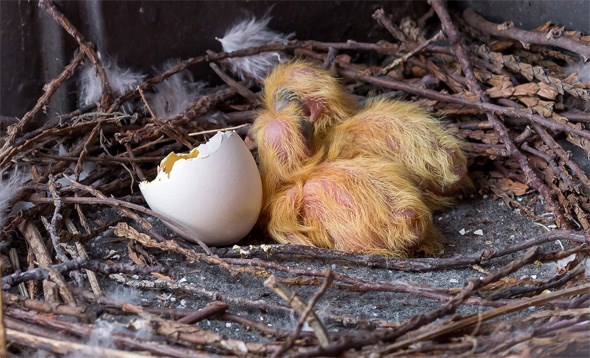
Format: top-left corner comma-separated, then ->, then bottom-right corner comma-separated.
139,131 -> 262,246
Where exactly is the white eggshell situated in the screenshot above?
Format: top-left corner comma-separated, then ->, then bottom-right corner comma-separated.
139,131 -> 262,246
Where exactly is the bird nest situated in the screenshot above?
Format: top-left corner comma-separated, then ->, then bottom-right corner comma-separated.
1,1 -> 588,357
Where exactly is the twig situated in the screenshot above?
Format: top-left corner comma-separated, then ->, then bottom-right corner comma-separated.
17,221 -> 75,304
3,292 -> 89,318
296,247 -> 545,356
488,264 -> 586,300
334,64 -> 590,140
62,176 -> 213,254
381,282 -> 590,354
275,270 -> 334,356
7,329 -> 150,358
0,264 -> 6,358
428,0 -> 568,227
187,123 -> 251,137
42,176 -> 69,264
177,301 -> 229,324
382,30 -> 445,73
2,257 -> 162,290
463,8 -> 590,60
0,50 -> 85,167
264,275 -> 331,348
216,230 -> 587,271
38,0 -> 112,110
209,61 -> 260,104
138,88 -> 194,149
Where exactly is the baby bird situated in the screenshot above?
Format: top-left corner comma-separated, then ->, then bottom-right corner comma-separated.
248,87 -> 441,256
263,61 -> 469,208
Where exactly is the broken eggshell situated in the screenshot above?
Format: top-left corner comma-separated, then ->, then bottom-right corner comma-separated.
139,131 -> 262,246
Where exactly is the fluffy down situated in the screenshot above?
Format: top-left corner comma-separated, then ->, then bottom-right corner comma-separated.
263,61 -> 470,208
324,98 -> 470,208
146,59 -> 205,120
217,15 -> 293,81
262,60 -> 356,137
79,57 -> 145,110
250,79 -> 442,255
248,99 -> 314,199
266,157 -> 440,256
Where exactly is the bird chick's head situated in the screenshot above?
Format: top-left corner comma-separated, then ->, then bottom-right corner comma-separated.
262,61 -> 356,136
248,99 -> 315,198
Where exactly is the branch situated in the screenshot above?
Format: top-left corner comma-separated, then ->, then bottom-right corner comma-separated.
463,8 -> 590,60
428,0 -> 567,227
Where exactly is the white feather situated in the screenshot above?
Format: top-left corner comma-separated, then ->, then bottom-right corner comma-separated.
565,62 -> 590,82
217,15 -> 294,80
146,59 -> 205,120
79,57 -> 145,111
0,170 -> 28,229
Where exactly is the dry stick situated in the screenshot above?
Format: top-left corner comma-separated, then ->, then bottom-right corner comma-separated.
188,123 -> 251,137
124,143 -> 147,182
0,265 -> 6,358
488,315 -> 589,355
38,0 -> 112,110
264,275 -> 331,348
117,85 -> 238,146
63,218 -> 103,295
40,176 -> 85,288
297,247 -> 543,357
107,39 -> 401,112
428,0 -> 567,227
17,221 -> 75,305
74,123 -> 101,181
76,244 -> 102,296
381,283 -> 590,354
111,300 -> 251,355
373,10 -> 464,92
334,64 -> 590,140
63,176 -> 213,254
5,116 -> 121,166
8,249 -> 28,298
3,291 -> 89,318
209,61 -> 260,104
7,329 -> 151,358
216,230 -> 587,271
559,111 -> 590,123
489,263 -> 586,300
463,8 -> 590,60
382,30 -> 445,73
37,153 -> 162,164
0,50 -> 85,166
73,286 -> 304,340
7,309 -> 212,358
275,270 -> 335,357
43,176 -> 70,264
29,191 -> 213,255
2,257 -> 162,290
328,58 -> 590,139
496,98 -> 590,226
177,301 -> 229,324
138,88 -> 194,149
